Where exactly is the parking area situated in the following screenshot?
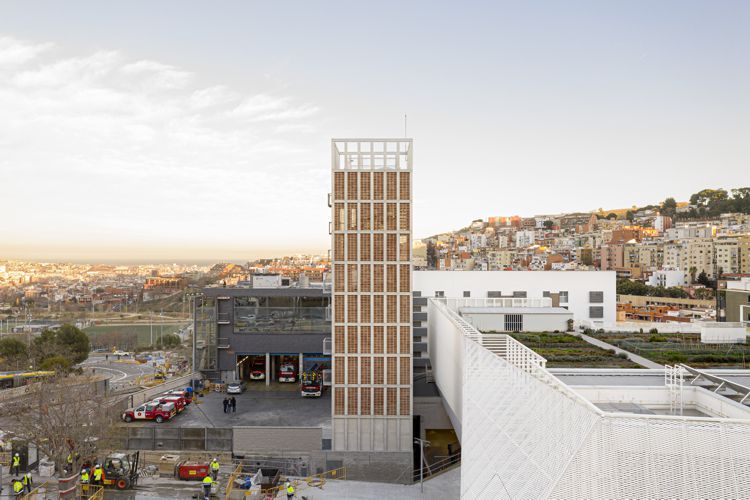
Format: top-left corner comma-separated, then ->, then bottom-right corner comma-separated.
129,386 -> 331,431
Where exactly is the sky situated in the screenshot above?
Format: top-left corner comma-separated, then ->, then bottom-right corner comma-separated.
1,1 -> 748,263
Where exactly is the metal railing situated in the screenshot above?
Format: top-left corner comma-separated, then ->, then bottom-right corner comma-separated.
20,480 -> 55,500
412,452 -> 461,482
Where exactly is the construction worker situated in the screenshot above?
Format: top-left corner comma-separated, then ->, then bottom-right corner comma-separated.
285,480 -> 295,499
22,471 -> 33,493
202,474 -> 213,500
11,453 -> 21,475
66,452 -> 74,473
12,478 -> 24,498
92,464 -> 103,485
209,458 -> 220,480
80,467 -> 90,484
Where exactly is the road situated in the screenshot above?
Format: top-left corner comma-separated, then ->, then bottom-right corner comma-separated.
80,354 -> 158,390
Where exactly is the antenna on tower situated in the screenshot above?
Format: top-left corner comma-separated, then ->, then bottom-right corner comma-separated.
404,114 -> 408,137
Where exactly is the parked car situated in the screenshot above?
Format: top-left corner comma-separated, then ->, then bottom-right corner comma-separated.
163,389 -> 192,404
227,382 -> 246,394
122,402 -> 175,423
151,395 -> 186,413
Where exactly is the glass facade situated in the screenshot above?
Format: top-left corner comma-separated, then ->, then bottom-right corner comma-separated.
233,296 -> 330,333
194,296 -> 217,370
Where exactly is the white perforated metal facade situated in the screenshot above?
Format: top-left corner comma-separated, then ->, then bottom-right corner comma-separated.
428,298 -> 750,499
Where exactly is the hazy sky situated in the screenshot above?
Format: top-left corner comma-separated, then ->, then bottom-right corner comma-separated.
1,1 -> 748,263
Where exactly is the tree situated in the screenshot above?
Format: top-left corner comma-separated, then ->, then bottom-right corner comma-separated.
661,197 -> 677,218
39,355 -> 73,372
625,210 -> 635,222
543,220 -> 554,229
30,324 -> 90,367
696,271 -> 711,287
0,337 -> 29,370
689,266 -> 697,284
2,374 -> 116,476
55,324 -> 90,364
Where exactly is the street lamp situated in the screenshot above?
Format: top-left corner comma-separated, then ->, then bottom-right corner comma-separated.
414,437 -> 431,493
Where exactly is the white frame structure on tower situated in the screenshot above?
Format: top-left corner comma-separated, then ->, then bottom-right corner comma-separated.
330,139 -> 413,452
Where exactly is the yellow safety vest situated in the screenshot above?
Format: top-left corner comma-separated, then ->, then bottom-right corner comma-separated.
210,461 -> 220,471
67,453 -> 73,464
203,476 -> 212,485
81,472 -> 90,483
93,468 -> 103,481
22,474 -> 31,485
13,455 -> 20,466
13,481 -> 24,493
287,484 -> 295,494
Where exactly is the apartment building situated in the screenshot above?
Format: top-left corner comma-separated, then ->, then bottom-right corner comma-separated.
330,139 -> 413,455
686,239 -> 715,279
487,250 -> 514,270
740,236 -> 750,274
714,238 -> 740,276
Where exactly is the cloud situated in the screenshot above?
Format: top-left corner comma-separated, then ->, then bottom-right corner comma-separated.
0,35 -> 329,259
0,36 -> 52,66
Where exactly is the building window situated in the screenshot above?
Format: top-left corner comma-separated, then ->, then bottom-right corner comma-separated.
463,291 -> 471,298
399,172 -> 410,200
487,291 -> 502,298
559,291 -> 569,303
504,314 -> 523,332
435,291 -> 445,298
542,291 -> 551,298
589,306 -> 604,319
513,291 -> 527,298
590,291 -> 604,303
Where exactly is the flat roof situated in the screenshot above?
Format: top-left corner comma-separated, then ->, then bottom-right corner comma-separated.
459,306 -> 572,315
550,368 -> 750,387
202,287 -> 330,298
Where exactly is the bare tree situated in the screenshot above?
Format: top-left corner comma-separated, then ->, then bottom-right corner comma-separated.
1,374 -> 118,476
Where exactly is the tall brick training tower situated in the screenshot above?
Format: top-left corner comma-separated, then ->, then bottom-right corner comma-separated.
330,139 -> 413,452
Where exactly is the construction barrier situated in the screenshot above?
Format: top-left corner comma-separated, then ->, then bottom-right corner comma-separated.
20,480 -> 55,500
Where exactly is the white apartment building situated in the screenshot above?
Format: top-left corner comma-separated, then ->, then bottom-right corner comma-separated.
647,269 -> 687,288
413,270 -> 615,326
515,229 -> 536,248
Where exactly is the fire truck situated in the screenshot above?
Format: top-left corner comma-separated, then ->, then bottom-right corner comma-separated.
300,366 -> 323,397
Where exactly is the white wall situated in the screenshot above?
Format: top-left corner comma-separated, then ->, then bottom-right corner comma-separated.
460,311 -> 572,332
414,270 -> 616,325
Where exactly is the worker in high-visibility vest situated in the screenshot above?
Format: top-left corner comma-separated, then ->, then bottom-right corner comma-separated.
209,458 -> 220,480
285,481 -> 295,499
66,452 -> 74,473
92,464 -> 103,485
80,468 -> 90,484
13,479 -> 24,498
202,475 -> 213,500
22,472 -> 33,493
11,453 -> 21,475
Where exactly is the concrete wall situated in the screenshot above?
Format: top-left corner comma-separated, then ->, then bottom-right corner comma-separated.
117,426 -> 233,451
233,426 -> 322,453
414,397 -> 454,431
128,373 -> 197,407
308,450 -> 413,483
460,311 -> 572,332
414,270 -> 616,325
